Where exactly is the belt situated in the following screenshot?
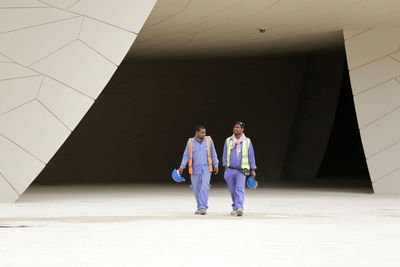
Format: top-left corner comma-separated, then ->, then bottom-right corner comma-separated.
228,166 -> 240,170
228,166 -> 251,176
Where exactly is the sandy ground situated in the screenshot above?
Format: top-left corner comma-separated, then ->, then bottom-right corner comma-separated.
0,183 -> 399,267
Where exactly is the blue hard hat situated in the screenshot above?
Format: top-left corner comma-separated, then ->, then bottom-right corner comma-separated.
247,176 -> 258,189
172,169 -> 185,183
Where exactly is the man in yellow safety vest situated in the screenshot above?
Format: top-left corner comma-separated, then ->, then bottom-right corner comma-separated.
222,121 -> 256,216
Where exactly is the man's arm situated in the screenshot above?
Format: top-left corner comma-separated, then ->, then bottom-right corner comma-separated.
210,138 -> 219,174
210,138 -> 219,167
178,141 -> 189,173
249,141 -> 257,177
222,139 -> 227,168
248,141 -> 257,169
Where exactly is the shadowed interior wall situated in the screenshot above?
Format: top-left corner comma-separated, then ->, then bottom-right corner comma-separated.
280,53 -> 345,179
35,52 -> 352,184
35,55 -> 307,184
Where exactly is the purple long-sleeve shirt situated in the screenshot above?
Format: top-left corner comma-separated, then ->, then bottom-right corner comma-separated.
222,137 -> 257,169
180,137 -> 219,175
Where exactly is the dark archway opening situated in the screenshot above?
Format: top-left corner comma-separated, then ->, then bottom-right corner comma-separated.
317,62 -> 372,186
34,51 -> 372,192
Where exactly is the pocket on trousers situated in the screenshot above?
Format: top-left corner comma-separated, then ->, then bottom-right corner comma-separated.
224,168 -> 230,179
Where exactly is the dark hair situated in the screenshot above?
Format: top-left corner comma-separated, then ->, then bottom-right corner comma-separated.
195,125 -> 206,132
234,121 -> 245,128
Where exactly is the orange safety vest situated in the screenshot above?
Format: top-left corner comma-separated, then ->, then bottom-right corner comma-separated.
187,136 -> 214,174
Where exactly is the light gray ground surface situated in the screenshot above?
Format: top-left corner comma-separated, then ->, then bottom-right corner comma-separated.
0,183 -> 399,267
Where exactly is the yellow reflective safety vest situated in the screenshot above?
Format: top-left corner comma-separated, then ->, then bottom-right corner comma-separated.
226,137 -> 250,170
187,136 -> 214,174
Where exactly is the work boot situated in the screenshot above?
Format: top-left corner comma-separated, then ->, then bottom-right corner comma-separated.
236,208 -> 243,216
199,208 -> 207,215
230,210 -> 237,216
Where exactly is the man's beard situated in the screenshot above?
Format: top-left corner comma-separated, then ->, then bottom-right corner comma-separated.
195,135 -> 204,141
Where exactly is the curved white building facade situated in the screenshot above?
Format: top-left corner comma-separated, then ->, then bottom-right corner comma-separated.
0,0 -> 157,201
344,27 -> 400,193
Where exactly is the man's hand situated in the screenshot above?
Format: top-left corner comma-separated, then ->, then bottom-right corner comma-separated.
214,167 -> 219,175
178,168 -> 183,174
251,169 -> 256,178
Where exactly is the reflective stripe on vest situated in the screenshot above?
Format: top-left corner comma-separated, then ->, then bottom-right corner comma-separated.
187,137 -> 194,174
205,136 -> 214,172
226,137 -> 250,170
187,136 -> 214,174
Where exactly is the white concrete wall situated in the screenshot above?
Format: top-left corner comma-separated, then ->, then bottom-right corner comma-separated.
344,27 -> 400,193
0,0 -> 157,202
